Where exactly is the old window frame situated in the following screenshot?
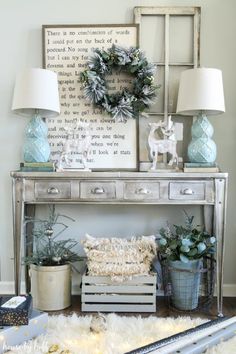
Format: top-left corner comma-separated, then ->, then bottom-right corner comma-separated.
134,6 -> 201,170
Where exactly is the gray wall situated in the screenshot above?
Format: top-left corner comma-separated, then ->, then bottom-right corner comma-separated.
1,0 -> 236,288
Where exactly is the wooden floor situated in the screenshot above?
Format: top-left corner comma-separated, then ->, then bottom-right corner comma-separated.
51,296 -> 236,319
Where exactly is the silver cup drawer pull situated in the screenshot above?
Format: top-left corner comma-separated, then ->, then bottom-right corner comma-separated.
47,187 -> 60,195
181,188 -> 194,195
92,187 -> 105,195
135,188 -> 151,195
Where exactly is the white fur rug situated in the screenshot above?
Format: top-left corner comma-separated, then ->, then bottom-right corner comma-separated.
7,314 -> 236,354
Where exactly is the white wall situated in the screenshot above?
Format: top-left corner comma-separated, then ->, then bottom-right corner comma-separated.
1,0 -> 236,293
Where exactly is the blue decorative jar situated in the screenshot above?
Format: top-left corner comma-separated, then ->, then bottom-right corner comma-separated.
23,115 -> 50,163
188,114 -> 217,163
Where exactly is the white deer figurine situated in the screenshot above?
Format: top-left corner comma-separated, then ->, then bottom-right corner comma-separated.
148,116 -> 178,170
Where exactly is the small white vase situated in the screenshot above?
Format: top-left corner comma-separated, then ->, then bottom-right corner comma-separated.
29,264 -> 71,311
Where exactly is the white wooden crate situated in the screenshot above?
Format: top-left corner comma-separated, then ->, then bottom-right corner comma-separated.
81,272 -> 157,312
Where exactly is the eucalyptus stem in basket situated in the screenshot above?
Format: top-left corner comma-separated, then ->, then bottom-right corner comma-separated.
156,211 -> 216,263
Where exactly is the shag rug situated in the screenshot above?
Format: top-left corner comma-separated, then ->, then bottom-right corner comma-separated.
7,314 -> 236,354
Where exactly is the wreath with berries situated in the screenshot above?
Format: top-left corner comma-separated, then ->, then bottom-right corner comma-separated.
80,45 -> 158,121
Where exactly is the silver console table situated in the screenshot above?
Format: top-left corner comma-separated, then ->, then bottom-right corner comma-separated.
11,171 -> 228,316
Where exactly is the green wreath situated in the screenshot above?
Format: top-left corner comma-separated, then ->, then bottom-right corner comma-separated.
80,45 -> 158,121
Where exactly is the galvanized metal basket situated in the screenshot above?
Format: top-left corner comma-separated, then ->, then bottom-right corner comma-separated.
159,254 -> 216,312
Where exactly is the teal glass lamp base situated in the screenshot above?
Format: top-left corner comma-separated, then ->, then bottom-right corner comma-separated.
187,114 -> 217,164
23,115 -> 50,163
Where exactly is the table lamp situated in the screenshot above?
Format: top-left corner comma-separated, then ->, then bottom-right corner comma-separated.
12,68 -> 60,163
176,68 -> 225,165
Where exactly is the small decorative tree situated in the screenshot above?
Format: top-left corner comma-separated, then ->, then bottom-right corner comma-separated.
24,205 -> 82,266
24,205 -> 83,311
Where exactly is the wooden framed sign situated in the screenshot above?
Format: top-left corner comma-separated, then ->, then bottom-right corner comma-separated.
43,24 -> 139,170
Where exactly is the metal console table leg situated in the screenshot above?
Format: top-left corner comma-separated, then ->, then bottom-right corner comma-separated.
214,178 -> 227,317
12,178 -> 24,295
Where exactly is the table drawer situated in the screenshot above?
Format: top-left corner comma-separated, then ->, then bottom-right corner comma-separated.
35,181 -> 71,200
80,181 -> 116,200
169,182 -> 206,200
124,182 -> 160,200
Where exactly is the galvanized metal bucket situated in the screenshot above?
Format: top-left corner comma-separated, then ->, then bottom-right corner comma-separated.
168,259 -> 202,310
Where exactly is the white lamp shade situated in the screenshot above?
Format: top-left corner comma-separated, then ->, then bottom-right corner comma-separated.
176,68 -> 225,116
12,68 -> 60,117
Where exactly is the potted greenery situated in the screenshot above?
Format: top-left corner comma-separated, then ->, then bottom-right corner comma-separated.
157,212 -> 216,310
24,206 -> 82,311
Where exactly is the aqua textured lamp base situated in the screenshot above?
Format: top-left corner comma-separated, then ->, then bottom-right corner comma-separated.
188,114 -> 217,164
23,115 -> 50,163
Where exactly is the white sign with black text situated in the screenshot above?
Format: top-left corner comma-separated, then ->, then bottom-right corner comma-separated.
43,25 -> 138,170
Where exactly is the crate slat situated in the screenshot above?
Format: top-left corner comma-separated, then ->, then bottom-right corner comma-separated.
82,294 -> 155,303
82,274 -> 156,285
81,303 -> 156,312
81,271 -> 157,312
82,284 -> 155,294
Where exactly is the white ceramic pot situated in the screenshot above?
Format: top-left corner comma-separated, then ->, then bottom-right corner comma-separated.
29,264 -> 71,311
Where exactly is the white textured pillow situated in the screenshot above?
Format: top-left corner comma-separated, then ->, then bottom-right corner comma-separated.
81,234 -> 157,280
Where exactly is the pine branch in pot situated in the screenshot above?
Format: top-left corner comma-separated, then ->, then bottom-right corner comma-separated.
24,205 -> 83,311
156,212 -> 216,310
